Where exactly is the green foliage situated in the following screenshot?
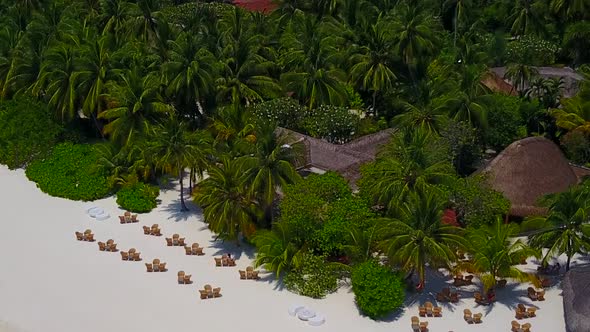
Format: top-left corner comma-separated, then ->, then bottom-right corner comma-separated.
351,260 -> 405,319
116,182 -> 159,213
446,176 -> 511,228
484,94 -> 526,150
284,252 -> 338,299
561,130 -> 590,164
506,35 -> 559,66
346,85 -> 365,110
0,97 -> 61,169
439,120 -> 482,176
301,105 -> 361,144
250,97 -> 307,130
25,143 -> 111,201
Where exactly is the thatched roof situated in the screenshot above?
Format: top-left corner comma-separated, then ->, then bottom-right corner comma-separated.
477,136 -> 579,217
277,127 -> 394,184
490,66 -> 583,97
563,265 -> 590,332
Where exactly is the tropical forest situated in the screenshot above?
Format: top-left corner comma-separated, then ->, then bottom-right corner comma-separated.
1,0 -> 590,320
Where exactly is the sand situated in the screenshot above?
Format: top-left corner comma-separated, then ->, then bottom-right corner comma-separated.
0,165 -> 571,332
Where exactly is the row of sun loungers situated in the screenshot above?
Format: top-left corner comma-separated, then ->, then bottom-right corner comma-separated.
119,211 -> 139,224
145,259 -> 167,272
239,267 -> 260,280
185,243 -> 205,256
463,309 -> 483,324
143,225 -> 162,236
199,284 -> 222,299
515,303 -> 537,319
75,230 -> 95,242
177,271 -> 193,284
98,239 -> 118,252
411,316 -> 428,332
166,234 -> 186,246
527,287 -> 545,301
436,287 -> 459,303
453,274 -> 474,287
215,256 -> 236,267
121,248 -> 142,261
418,302 -> 442,317
512,321 -> 532,332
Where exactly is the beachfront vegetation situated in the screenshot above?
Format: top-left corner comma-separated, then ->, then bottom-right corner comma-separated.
284,252 -> 339,299
351,260 -> 405,319
1,0 -> 590,320
26,143 -> 111,201
116,181 -> 159,213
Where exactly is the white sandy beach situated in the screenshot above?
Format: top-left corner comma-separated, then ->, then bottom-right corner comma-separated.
0,165 -> 572,332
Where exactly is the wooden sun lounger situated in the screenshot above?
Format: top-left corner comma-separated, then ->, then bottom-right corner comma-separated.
473,312 -> 482,323
251,271 -> 260,279
152,259 -> 160,272
212,287 -> 221,297
497,279 -> 507,287
158,262 -> 167,272
75,232 -> 84,241
108,243 -> 118,252
184,246 -> 192,255
214,258 -> 222,267
131,214 -> 138,222
98,242 -> 106,251
199,289 -> 209,299
178,271 -> 185,284
120,251 -> 129,260
193,247 -> 204,255
151,228 -> 161,236
166,238 -> 173,246
132,252 -> 141,261
119,216 -> 126,223
143,226 -> 151,235
424,301 -> 433,316
433,306 -> 442,317
474,292 -> 488,305
419,321 -> 428,332
527,307 -> 536,317
183,275 -> 192,284
411,316 -> 420,331
521,322 -> 531,332
511,320 -> 521,332
239,270 -> 246,279
527,287 -> 538,300
85,233 -> 95,242
464,309 -> 473,323
145,263 -> 153,272
418,306 -> 426,317
178,238 -> 185,246
537,289 -> 545,301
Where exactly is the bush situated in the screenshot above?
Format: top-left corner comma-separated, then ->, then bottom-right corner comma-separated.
301,105 -> 360,144
561,130 -> 590,164
0,97 -> 61,169
351,260 -> 405,319
116,182 -> 159,213
26,143 -> 111,201
484,94 -> 526,150
284,253 -> 338,298
250,97 -> 307,130
506,35 -> 559,66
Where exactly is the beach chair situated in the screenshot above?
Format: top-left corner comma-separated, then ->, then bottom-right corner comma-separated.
152,259 -> 160,271
419,321 -> 428,332
183,275 -> 192,284
178,271 -> 185,284
178,238 -> 185,246
540,278 -> 551,288
172,234 -> 179,245
194,247 -> 204,255
511,321 -> 521,332
239,270 -> 246,279
214,258 -> 222,267
411,316 -> 420,331
464,309 -> 473,324
145,263 -> 153,272
184,246 -> 192,255
424,302 -> 433,316
527,307 -> 536,317
128,248 -> 136,255
143,226 -> 150,235
515,309 -> 526,320
108,243 -> 118,252
75,232 -> 84,241
537,289 -> 545,301
251,271 -> 260,280
119,216 -> 126,224
433,306 -> 442,317
527,287 -> 538,301
418,306 -> 426,317
131,214 -> 138,222
228,258 -> 236,267
85,233 -> 95,242
106,239 -> 114,246
120,251 -> 129,260
166,238 -> 173,246
474,292 -> 488,305
212,287 -> 221,297
450,291 -> 459,303
473,312 -> 482,324
132,252 -> 141,261
204,284 -> 213,297
191,243 -> 199,250
151,224 -> 159,230
453,274 -> 465,287
436,292 -> 447,302
523,321 -> 533,332
98,242 -> 106,251
497,279 -> 508,288
158,262 -> 167,272
153,228 -> 161,236
464,275 -> 474,285
199,289 -> 209,299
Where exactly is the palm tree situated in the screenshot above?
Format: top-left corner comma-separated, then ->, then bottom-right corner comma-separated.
252,221 -> 305,277
563,21 -> 590,67
242,126 -> 302,225
349,17 -> 397,109
99,0 -> 135,37
504,63 -> 539,96
343,223 -> 381,264
379,190 -> 466,287
524,187 -> 590,271
508,0 -> 547,37
550,0 -> 588,20
148,116 -> 211,211
193,156 -> 259,243
393,101 -> 449,134
163,32 -> 216,121
99,68 -> 172,145
461,219 -> 539,291
443,0 -> 471,47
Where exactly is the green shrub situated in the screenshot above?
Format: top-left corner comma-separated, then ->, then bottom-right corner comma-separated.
26,143 -> 111,201
116,182 -> 160,213
284,253 -> 338,298
351,260 -> 405,319
0,97 -> 61,169
301,105 -> 360,144
483,94 -> 526,150
506,35 -> 559,66
561,130 -> 590,164
250,97 -> 307,130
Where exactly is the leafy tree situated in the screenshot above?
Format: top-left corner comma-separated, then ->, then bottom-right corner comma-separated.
439,120 -> 482,175
484,94 -> 526,150
351,260 -> 405,319
379,190 -> 466,287
524,185 -> 590,271
116,181 -> 159,212
284,252 -> 338,298
252,221 -> 305,277
504,63 -> 539,95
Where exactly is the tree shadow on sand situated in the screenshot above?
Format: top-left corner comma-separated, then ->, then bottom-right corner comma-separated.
207,237 -> 257,261
160,198 -> 203,222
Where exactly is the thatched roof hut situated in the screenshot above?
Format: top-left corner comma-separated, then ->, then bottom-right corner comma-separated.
277,127 -> 394,184
563,265 -> 590,332
477,136 -> 579,217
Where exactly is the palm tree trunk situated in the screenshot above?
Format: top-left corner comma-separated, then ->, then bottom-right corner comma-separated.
566,239 -> 572,271
372,90 -> 377,112
179,166 -> 188,212
189,168 -> 193,195
453,5 -> 458,48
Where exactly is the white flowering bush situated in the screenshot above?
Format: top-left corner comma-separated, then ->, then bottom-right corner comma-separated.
301,105 -> 360,144
506,36 -> 559,66
250,97 -> 308,130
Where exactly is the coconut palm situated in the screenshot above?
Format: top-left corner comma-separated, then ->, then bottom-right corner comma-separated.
379,190 -> 466,287
443,0 -> 472,47
460,219 -> 539,291
504,63 -> 539,95
393,101 -> 449,134
508,0 -> 547,37
550,0 -> 589,20
524,187 -> 590,271
193,156 -> 259,243
148,115 -> 211,211
99,0 -> 135,37
252,221 -> 305,277
99,67 -> 172,145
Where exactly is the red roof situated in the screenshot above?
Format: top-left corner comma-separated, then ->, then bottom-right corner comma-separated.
233,0 -> 276,13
